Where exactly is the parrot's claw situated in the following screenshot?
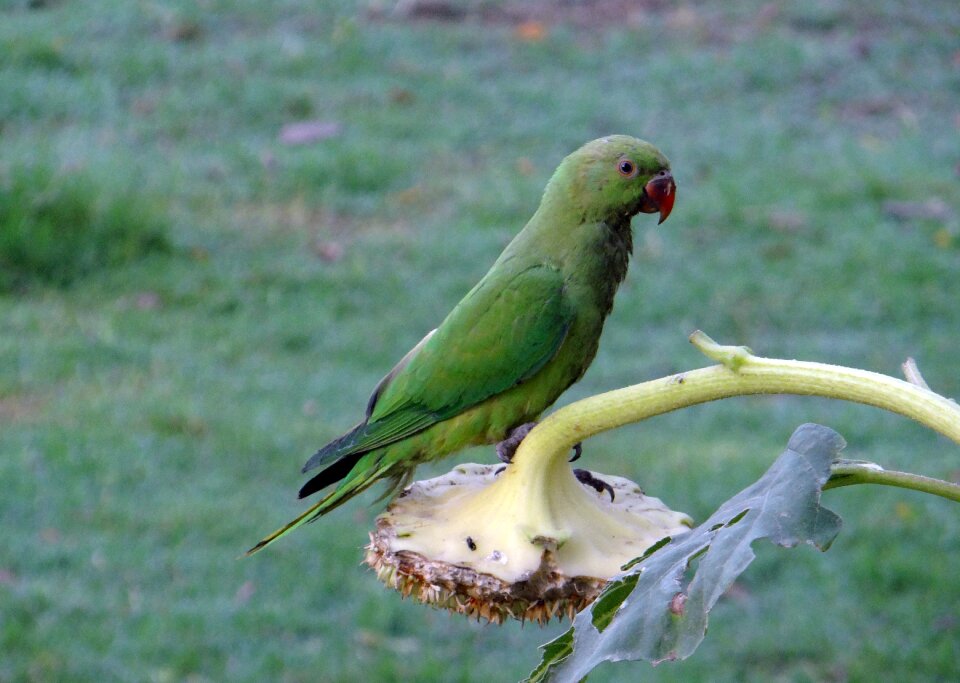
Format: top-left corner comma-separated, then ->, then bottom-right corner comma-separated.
573,469 -> 615,502
496,422 -> 538,464
568,442 -> 583,462
494,465 -> 506,476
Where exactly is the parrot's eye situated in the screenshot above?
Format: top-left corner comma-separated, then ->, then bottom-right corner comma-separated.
617,159 -> 637,177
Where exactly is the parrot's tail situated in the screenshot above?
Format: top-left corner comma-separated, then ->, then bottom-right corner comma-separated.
297,449 -> 365,499
245,459 -> 394,556
245,497 -> 327,556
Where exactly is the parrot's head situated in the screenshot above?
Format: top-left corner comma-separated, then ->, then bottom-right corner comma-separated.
551,135 -> 676,225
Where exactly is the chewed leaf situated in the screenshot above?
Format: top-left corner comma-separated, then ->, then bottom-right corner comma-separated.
526,423 -> 845,683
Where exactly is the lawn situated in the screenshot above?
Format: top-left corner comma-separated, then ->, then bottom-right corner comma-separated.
1,0 -> 958,681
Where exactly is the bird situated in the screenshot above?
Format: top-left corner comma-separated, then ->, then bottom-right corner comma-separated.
248,135 -> 676,554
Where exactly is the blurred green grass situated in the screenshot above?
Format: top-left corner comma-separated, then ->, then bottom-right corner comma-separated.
1,0 -> 958,680
0,161 -> 172,290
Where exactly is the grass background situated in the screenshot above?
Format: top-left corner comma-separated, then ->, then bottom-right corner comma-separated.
1,0 -> 958,680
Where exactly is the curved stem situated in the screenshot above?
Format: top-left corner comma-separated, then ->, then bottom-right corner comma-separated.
510,332 -> 960,484
826,462 -> 960,502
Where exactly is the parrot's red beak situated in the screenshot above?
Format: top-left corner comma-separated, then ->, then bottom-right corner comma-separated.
640,170 -> 676,225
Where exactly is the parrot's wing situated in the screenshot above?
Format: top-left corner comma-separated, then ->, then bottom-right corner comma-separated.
376,263 -> 573,418
302,264 -> 572,472
364,328 -> 437,419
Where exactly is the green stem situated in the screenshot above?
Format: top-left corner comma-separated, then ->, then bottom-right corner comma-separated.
826,462 -> 960,502
510,332 -> 960,493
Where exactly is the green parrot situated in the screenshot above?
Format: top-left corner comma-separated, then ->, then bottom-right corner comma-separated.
248,135 -> 675,554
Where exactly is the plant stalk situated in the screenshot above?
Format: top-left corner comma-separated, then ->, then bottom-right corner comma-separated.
510,332 -> 960,495
826,462 -> 960,502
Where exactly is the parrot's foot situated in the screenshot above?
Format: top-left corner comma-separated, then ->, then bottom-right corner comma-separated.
496,423 -> 582,465
496,422 -> 538,464
573,469 -> 615,502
